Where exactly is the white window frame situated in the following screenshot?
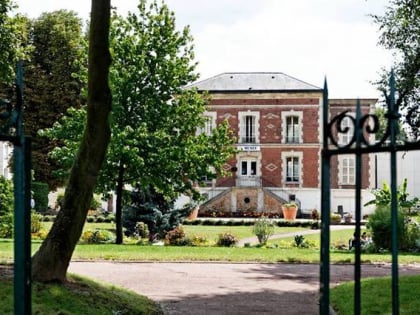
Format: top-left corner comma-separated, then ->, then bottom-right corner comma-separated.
282,151 -> 303,184
339,155 -> 355,185
281,111 -> 303,144
198,111 -> 216,136
338,114 -> 355,146
239,111 -> 260,144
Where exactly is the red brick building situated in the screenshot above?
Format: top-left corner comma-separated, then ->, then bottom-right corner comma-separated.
189,72 -> 376,217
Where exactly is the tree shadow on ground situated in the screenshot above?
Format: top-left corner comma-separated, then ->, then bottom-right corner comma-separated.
160,288 -> 319,315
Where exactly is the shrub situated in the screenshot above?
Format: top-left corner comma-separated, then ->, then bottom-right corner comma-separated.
406,219 -> 420,251
311,209 -> 320,220
331,213 -> 342,224
95,216 -> 105,223
216,232 -> 238,247
32,181 -> 49,212
252,216 -> 275,245
31,211 -> 42,233
31,229 -> 48,240
86,216 -> 95,223
0,214 -> 13,238
190,234 -> 209,246
0,176 -> 13,216
164,226 -> 191,246
367,205 -> 406,250
80,229 -> 115,244
134,222 -> 149,239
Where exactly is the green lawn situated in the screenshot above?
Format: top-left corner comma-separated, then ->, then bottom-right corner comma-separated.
0,269 -> 161,314
330,275 -> 420,315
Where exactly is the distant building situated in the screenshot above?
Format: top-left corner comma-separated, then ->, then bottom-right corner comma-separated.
0,141 -> 12,179
189,72 -> 377,216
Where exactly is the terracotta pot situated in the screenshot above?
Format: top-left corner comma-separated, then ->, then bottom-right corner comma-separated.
282,205 -> 298,220
187,206 -> 199,220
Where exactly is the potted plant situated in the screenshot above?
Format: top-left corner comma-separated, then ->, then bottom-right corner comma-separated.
281,202 -> 298,220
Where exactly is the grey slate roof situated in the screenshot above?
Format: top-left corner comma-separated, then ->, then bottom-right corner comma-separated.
188,72 -> 321,92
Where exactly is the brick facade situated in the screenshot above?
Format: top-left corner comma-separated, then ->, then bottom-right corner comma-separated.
191,73 -> 376,215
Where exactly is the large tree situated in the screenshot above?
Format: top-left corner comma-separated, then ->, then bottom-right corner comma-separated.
42,0 -> 235,244
0,0 -> 16,83
372,0 -> 420,137
23,10 -> 87,189
31,0 -> 112,282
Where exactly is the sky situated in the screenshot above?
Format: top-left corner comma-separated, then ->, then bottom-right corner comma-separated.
14,0 -> 393,99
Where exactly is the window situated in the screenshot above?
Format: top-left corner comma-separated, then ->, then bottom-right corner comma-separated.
286,116 -> 299,143
239,111 -> 259,144
241,160 -> 257,176
198,112 -> 216,136
340,156 -> 355,184
338,116 -> 354,146
243,115 -> 256,143
286,157 -> 299,182
281,111 -> 303,143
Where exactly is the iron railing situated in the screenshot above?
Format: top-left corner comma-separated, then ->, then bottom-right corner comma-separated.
320,72 -> 415,314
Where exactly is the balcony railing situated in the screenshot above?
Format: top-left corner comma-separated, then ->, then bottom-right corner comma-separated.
236,176 -> 261,187
240,136 -> 256,143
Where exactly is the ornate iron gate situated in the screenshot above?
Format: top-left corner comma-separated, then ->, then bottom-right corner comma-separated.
320,72 -> 413,314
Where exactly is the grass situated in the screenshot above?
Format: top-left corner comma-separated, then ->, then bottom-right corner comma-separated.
0,267 -> 162,314
330,275 -> 420,315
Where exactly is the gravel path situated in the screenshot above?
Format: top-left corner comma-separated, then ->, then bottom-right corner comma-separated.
69,262 -> 420,315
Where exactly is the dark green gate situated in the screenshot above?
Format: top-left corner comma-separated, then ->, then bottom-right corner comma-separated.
0,62 -> 32,314
320,72 -> 412,314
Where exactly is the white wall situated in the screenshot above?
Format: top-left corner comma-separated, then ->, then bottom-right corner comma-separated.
375,151 -> 420,199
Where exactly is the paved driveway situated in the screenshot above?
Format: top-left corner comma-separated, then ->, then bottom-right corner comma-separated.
68,262 -> 420,315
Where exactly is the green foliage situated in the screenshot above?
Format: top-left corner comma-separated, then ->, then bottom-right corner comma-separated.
164,226 -> 191,246
367,205 -> 406,250
365,179 -> 418,209
31,210 -> 42,233
17,10 -> 87,189
41,0 -> 236,204
32,181 -> 49,212
80,229 -> 116,244
216,232 -> 238,247
134,221 -> 149,239
0,0 -> 18,83
0,176 -> 13,216
330,213 -> 342,224
372,0 -> 420,137
252,216 -> 275,245
122,186 -> 193,240
0,213 -> 13,238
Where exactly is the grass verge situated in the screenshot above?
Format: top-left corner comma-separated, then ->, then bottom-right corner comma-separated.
330,275 -> 420,315
0,266 -> 162,314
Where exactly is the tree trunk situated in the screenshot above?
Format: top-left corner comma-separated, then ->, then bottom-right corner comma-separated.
32,0 -> 112,282
115,160 -> 124,244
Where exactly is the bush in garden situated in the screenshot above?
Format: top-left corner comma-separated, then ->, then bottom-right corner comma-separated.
252,216 -> 275,245
80,229 -> 115,244
216,232 -> 238,247
164,226 -> 191,246
405,218 -> 420,251
31,211 -> 43,234
367,205 -> 406,250
95,216 -> 105,223
134,222 -> 149,239
0,176 -> 13,216
0,214 -> 13,238
190,234 -> 209,246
